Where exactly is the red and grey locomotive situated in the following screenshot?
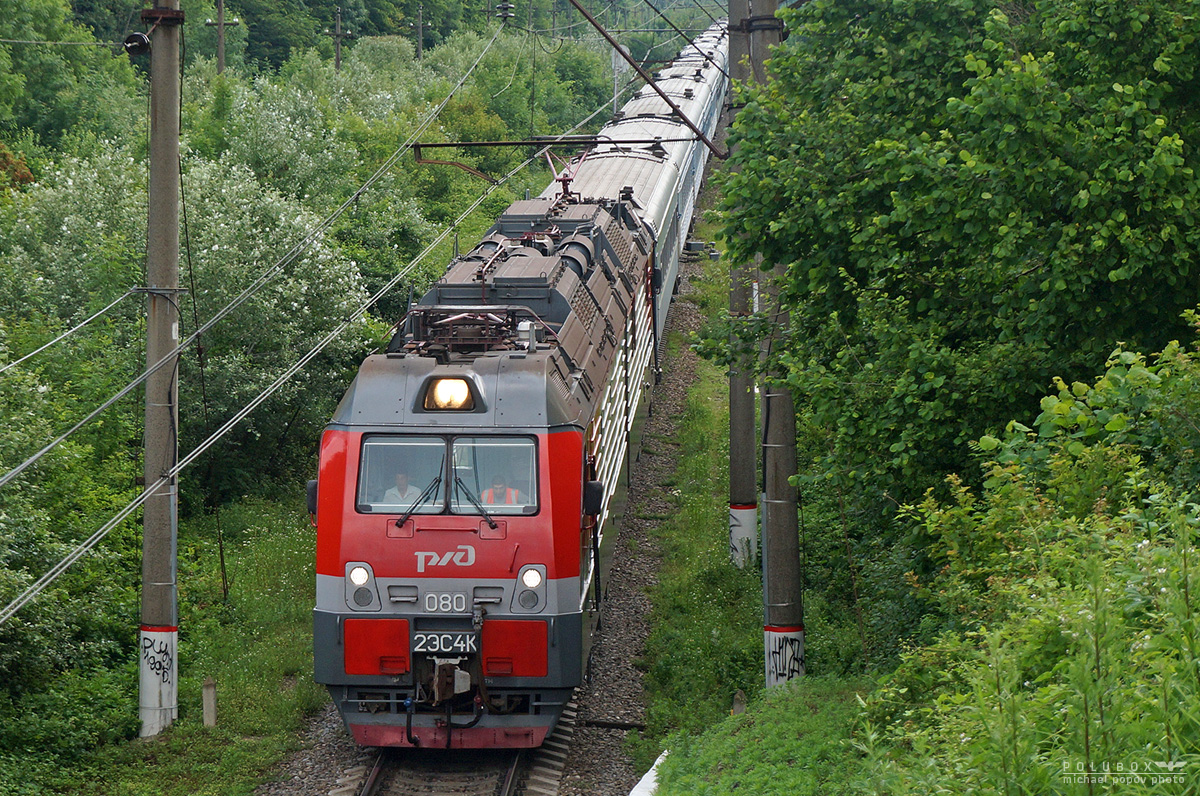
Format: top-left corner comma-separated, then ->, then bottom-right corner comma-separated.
310,22 -> 729,749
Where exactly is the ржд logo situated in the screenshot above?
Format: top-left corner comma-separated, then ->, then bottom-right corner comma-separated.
415,544 -> 476,573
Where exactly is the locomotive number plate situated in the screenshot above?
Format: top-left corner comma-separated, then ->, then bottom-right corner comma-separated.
423,592 -> 468,613
413,632 -> 478,655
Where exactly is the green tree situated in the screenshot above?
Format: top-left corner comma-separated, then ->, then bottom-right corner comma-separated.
717,0 -> 1200,508
229,0 -> 319,68
70,0 -> 143,44
1,0 -> 142,145
174,156 -> 377,505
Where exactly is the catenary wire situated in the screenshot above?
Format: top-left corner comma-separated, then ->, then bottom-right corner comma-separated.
0,88 -> 638,626
522,0 -> 617,37
0,38 -> 112,46
638,0 -> 728,78
690,0 -> 721,25
0,26 -> 506,493
0,290 -> 136,375
532,0 -> 700,37
492,30 -> 532,98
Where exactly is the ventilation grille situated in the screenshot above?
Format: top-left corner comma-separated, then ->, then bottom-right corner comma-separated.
605,219 -> 639,278
569,283 -> 599,334
550,366 -> 572,403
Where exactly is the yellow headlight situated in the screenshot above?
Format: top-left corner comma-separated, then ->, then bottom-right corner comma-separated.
425,378 -> 474,410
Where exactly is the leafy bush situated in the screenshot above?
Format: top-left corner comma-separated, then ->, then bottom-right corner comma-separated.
715,0 -> 1200,512
172,155 -> 376,506
0,0 -> 143,145
855,333 -> 1200,791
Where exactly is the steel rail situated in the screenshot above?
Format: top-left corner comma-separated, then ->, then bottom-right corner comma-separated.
359,750 -> 388,796
499,751 -> 525,796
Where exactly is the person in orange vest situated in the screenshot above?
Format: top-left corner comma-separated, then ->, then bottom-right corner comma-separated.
481,475 -> 523,505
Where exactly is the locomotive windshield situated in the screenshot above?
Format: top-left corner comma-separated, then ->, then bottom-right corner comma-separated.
451,437 -> 537,515
357,436 -> 447,513
357,435 -> 537,515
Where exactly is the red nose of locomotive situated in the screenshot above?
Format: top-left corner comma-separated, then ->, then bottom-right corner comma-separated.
312,353 -> 589,747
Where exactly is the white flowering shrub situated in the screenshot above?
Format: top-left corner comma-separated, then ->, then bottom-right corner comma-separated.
174,156 -> 377,505
222,78 -> 359,202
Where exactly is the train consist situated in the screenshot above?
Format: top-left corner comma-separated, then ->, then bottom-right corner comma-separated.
310,22 -> 729,749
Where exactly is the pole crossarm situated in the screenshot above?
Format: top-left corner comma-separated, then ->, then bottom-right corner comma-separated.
140,7 -> 184,25
729,15 -> 784,32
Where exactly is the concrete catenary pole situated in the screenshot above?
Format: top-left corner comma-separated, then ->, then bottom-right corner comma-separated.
727,0 -> 757,570
729,0 -> 804,685
140,0 -> 183,737
417,3 -> 424,60
761,301 -> 804,685
216,0 -> 226,72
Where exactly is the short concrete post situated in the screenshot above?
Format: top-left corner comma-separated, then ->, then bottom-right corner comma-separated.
202,677 -> 217,727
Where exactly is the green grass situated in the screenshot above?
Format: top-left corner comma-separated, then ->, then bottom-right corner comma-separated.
656,676 -> 873,796
632,236 -> 871,790
61,499 -> 325,796
636,345 -> 765,753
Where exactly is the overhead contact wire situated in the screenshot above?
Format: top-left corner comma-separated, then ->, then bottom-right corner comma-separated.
0,37 -> 112,46
638,0 -> 728,79
0,26 -> 505,493
0,290 -> 136,375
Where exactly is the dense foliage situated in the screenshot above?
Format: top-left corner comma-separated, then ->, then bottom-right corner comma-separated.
716,0 -> 1200,505
1,0 -> 143,144
705,0 -> 1200,672
661,0 -> 1200,790
654,335 -> 1200,791
852,335 -> 1200,792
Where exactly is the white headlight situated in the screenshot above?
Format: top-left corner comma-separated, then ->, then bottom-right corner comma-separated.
349,566 -> 370,586
521,568 -> 543,589
425,378 -> 474,410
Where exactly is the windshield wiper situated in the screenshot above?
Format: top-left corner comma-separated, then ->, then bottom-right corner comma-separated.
454,476 -> 498,529
396,475 -> 442,528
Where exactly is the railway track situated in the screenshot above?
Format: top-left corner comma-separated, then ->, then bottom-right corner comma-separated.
357,748 -> 522,796
339,704 -> 576,796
